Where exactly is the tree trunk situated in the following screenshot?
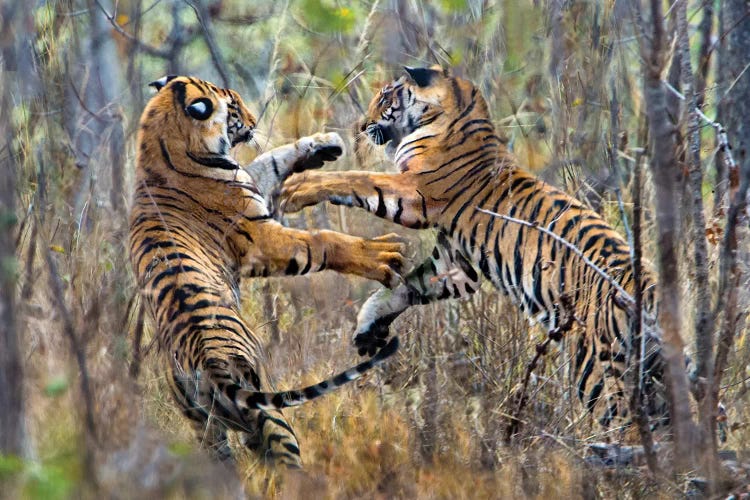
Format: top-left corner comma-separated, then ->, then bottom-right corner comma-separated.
0,3 -> 28,459
637,0 -> 697,472
721,1 -> 750,170
712,0 -> 750,451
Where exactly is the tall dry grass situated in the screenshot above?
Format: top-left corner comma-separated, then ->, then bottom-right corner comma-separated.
5,1 -> 749,498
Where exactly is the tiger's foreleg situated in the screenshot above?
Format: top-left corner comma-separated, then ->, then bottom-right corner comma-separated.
354,231 -> 481,355
240,220 -> 405,287
281,171 -> 432,228
244,133 -> 345,209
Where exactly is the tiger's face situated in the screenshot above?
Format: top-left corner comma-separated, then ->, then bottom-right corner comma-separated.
143,75 -> 256,162
362,66 -> 452,157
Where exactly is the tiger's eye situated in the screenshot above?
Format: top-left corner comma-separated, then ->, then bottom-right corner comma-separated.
186,98 -> 213,120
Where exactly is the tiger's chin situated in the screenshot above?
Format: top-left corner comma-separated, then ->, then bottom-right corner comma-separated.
384,140 -> 399,160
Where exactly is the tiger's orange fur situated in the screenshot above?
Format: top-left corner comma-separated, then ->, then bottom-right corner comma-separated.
129,76 -> 404,467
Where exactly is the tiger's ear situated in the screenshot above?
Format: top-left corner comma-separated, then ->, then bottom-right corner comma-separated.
404,66 -> 443,87
149,75 -> 178,92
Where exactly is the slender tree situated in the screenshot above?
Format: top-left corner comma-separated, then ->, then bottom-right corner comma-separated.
0,2 -> 27,459
634,0 -> 697,472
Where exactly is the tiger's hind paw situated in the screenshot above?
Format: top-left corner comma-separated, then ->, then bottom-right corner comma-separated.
353,322 -> 391,357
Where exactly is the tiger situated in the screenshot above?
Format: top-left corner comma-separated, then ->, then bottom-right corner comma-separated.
280,66 -> 668,431
128,75 -> 406,468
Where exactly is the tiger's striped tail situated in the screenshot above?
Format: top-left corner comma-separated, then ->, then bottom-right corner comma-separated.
236,336 -> 399,411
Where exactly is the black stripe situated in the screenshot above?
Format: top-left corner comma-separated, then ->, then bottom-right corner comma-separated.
394,198 -> 404,224
451,78 -> 464,110
300,244 -> 312,275
151,265 -> 204,289
447,173 -> 493,235
447,87 -> 477,130
375,187 -> 387,217
578,343 -> 595,401
260,413 -> 296,434
186,151 -> 239,171
424,145 -> 496,185
285,258 -> 299,275
172,81 -> 187,112
417,190 -> 428,220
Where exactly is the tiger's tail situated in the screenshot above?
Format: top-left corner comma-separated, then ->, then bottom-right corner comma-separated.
174,337 -> 399,467
235,336 -> 399,411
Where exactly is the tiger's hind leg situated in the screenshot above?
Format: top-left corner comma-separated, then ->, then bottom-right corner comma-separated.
238,410 -> 301,468
190,416 -> 234,462
202,357 -> 303,468
354,231 -> 481,356
169,369 -> 236,462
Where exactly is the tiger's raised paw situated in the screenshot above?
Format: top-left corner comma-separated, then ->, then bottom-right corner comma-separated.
292,132 -> 345,173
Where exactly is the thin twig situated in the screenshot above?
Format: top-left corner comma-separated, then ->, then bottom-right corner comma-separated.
628,122 -> 659,475
663,80 -> 738,174
505,294 -> 578,443
93,0 -> 170,58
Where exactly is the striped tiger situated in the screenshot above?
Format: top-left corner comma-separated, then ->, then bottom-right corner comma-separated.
129,75 -> 405,467
281,67 -> 667,430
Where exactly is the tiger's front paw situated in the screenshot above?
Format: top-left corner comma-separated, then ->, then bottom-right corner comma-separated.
358,233 -> 407,288
292,132 -> 345,173
331,233 -> 405,288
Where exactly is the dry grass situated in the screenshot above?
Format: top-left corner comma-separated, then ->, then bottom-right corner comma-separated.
6,1 -> 750,498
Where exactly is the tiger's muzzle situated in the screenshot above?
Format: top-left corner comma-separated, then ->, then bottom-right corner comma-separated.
365,123 -> 394,146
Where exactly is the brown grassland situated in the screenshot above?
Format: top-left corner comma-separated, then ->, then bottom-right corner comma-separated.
3,1 -> 750,498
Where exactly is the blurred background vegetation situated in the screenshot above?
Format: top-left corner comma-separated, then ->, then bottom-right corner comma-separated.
1,0 -> 750,497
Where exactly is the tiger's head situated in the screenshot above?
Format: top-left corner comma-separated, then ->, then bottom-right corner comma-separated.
362,66 -> 488,159
137,76 -> 256,174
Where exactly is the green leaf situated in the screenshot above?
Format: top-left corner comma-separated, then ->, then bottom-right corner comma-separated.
0,454 -> 24,476
26,462 -> 73,500
44,376 -> 69,398
298,0 -> 357,34
439,0 -> 467,12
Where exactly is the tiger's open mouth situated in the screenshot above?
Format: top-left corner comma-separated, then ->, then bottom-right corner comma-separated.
230,129 -> 253,147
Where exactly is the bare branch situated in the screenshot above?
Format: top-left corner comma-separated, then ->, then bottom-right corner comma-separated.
677,0 -> 716,458
185,0 -> 231,88
44,247 -> 99,486
93,0 -> 171,59
636,0 -> 697,473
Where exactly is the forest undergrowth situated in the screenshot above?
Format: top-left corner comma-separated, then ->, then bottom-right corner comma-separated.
3,1 -> 750,498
